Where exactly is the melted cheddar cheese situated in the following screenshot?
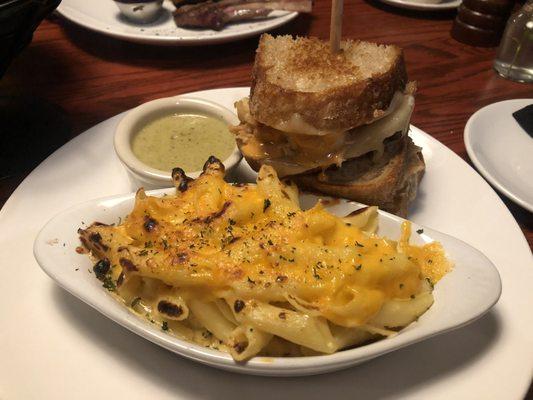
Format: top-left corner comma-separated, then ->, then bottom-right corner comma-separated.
231,92 -> 415,177
79,158 -> 451,359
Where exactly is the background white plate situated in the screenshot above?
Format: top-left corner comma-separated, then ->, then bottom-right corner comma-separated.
464,99 -> 533,213
377,0 -> 461,11
57,0 -> 298,45
33,188 -> 501,376
1,88 -> 532,397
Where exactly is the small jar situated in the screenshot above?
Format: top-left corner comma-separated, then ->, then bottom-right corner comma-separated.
114,0 -> 164,24
451,0 -> 515,47
493,0 -> 533,83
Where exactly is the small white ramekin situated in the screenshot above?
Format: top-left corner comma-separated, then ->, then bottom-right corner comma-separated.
114,96 -> 241,189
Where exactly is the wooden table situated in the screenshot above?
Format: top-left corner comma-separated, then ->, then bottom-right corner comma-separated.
0,1 -> 531,396
3,1 -> 531,247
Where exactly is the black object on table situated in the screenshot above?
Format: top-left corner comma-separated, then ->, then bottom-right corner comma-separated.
0,0 -> 62,77
512,104 -> 533,138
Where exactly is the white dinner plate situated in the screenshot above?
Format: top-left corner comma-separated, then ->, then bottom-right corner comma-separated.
464,99 -> 533,213
33,188 -> 501,376
56,0 -> 298,45
1,88 -> 532,398
377,0 -> 461,11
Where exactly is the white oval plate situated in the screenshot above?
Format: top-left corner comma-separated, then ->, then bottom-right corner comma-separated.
2,88 -> 532,398
377,0 -> 461,11
464,99 -> 533,213
57,0 -> 298,45
34,188 -> 501,376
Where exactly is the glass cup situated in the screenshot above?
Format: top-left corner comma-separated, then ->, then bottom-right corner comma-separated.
493,1 -> 533,83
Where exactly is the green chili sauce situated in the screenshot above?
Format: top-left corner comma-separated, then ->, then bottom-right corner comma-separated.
132,113 -> 235,172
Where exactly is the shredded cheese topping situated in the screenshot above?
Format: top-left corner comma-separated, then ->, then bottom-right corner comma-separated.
79,160 -> 451,360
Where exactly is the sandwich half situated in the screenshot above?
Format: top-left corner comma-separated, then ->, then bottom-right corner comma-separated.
231,34 -> 424,216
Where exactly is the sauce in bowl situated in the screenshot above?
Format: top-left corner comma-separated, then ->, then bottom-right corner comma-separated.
132,113 -> 236,172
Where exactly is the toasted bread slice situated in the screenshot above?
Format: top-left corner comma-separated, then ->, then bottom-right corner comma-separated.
292,136 -> 425,217
249,34 -> 407,134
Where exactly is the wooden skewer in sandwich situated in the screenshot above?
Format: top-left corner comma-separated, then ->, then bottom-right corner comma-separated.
231,26 -> 423,216
330,0 -> 344,54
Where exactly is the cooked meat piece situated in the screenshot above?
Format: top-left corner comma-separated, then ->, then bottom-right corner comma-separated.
173,0 -> 312,30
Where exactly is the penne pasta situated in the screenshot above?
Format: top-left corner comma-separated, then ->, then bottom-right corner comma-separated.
232,299 -> 337,354
79,158 -> 452,361
330,325 -> 374,349
188,299 -> 236,343
215,299 -> 239,325
228,324 -> 273,361
342,206 -> 379,234
154,294 -> 190,321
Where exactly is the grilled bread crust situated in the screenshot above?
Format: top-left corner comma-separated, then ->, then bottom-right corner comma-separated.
249,34 -> 408,133
291,136 -> 425,217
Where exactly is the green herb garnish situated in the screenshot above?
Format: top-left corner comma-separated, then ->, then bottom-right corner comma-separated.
131,297 -> 141,308
102,275 -> 116,292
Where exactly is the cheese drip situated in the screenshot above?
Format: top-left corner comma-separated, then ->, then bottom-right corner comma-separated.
232,92 -> 415,177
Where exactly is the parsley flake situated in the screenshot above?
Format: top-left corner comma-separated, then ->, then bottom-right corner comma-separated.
102,276 -> 116,292
131,297 -> 141,308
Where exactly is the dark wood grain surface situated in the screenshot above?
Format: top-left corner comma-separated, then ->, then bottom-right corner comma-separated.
0,0 -> 531,396
1,0 -> 531,247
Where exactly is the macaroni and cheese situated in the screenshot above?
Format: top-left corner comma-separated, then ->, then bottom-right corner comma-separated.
79,157 -> 450,360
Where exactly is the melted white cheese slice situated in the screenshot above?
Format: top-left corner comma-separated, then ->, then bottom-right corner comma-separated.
234,93 -> 415,177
